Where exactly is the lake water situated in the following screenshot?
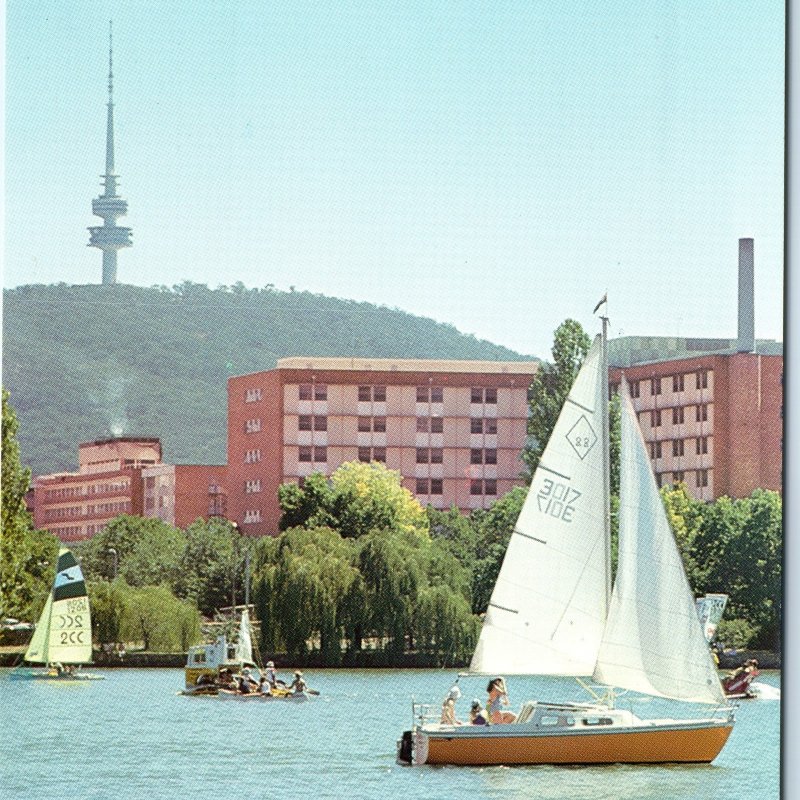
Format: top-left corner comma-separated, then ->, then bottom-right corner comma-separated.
0,668 -> 781,800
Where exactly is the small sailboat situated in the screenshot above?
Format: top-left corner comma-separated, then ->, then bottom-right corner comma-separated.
398,320 -> 734,766
11,546 -> 103,680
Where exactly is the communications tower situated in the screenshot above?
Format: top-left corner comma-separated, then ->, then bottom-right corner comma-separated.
88,22 -> 132,284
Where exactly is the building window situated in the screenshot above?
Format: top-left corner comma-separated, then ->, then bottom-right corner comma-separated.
245,388 -> 262,403
373,417 -> 386,432
245,479 -> 262,493
471,387 -> 498,404
314,415 -> 327,431
631,381 -> 640,398
359,385 -> 386,402
417,386 -> 444,403
359,416 -> 372,432
696,436 -> 709,455
360,416 -> 385,432
650,441 -> 662,459
696,370 -> 709,390
651,409 -> 662,427
431,448 -> 443,464
359,446 -> 386,463
651,377 -> 662,396
417,448 -> 429,464
245,418 -> 262,433
470,448 -> 483,464
696,404 -> 709,422
673,374 -> 685,393
471,417 -> 497,434
471,479 -> 498,496
299,384 -> 313,400
416,478 -> 443,495
672,439 -> 685,457
696,469 -> 709,488
430,478 -> 443,495
672,406 -> 685,425
418,416 -> 443,433
314,446 -> 327,462
243,510 -> 262,524
673,471 -> 685,484
471,418 -> 483,434
300,415 -> 313,431
417,448 -> 443,463
244,449 -> 261,463
314,384 -> 327,400
299,446 -> 312,462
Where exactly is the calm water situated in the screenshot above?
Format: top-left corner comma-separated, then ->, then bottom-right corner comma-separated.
0,668 -> 780,800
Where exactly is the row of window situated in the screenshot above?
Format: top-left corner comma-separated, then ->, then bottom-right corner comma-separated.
658,469 -> 710,489
649,436 -> 710,459
245,384 -> 506,404
645,404 -> 710,427
245,415 -> 500,435
44,500 -> 132,520
44,480 -> 131,500
630,370 -> 710,398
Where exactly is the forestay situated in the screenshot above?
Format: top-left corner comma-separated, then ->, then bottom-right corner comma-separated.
593,380 -> 725,704
470,335 -> 610,676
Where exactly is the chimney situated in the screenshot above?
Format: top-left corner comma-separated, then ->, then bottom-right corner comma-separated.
737,237 -> 755,353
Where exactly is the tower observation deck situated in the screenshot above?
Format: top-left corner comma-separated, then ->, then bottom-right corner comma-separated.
88,22 -> 132,285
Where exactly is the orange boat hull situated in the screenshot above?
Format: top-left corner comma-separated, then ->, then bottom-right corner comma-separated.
420,722 -> 733,765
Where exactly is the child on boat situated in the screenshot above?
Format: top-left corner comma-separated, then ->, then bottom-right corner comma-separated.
440,685 -> 462,725
469,699 -> 489,725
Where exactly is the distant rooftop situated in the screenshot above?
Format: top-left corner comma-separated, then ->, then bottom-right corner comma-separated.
276,356 -> 538,374
608,336 -> 783,368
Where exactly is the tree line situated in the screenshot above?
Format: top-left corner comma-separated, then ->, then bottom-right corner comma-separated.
1,319 -> 782,660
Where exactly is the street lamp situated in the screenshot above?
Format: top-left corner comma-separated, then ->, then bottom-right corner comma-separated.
107,548 -> 118,580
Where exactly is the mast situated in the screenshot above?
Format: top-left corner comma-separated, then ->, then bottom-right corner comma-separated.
598,297 -> 612,610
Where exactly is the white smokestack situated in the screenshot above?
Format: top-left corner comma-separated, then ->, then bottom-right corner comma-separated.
738,237 -> 755,353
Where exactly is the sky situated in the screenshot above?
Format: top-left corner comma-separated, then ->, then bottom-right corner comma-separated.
3,0 -> 785,359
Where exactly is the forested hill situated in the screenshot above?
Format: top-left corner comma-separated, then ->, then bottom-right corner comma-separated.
3,282 -> 530,476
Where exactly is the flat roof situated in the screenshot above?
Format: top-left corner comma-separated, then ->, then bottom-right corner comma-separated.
276,356 -> 538,375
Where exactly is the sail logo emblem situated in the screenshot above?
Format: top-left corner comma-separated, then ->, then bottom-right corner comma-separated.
566,414 -> 597,460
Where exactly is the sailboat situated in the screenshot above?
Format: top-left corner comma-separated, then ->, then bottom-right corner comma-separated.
398,323 -> 734,766
11,546 -> 103,680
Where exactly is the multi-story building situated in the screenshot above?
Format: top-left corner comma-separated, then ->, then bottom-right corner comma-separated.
609,352 -> 782,501
32,437 -> 227,541
142,464 -> 228,528
227,357 -> 538,536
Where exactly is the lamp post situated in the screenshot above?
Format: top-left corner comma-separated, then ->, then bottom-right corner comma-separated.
107,548 -> 118,580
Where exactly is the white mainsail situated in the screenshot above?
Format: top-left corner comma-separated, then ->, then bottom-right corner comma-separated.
593,380 -> 725,704
25,547 -> 93,665
470,335 -> 610,676
234,608 -> 253,664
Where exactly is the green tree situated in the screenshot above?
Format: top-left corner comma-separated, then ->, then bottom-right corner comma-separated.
174,518 -> 246,616
89,579 -> 129,645
0,388 -> 58,619
660,483 -> 705,588
415,583 -> 480,666
278,462 -> 429,540
470,486 -> 527,614
522,320 -> 591,479
120,585 -> 202,652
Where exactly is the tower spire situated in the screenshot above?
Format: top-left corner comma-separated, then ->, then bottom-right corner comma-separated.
88,20 -> 132,285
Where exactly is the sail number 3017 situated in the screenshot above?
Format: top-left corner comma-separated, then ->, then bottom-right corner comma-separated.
537,479 -> 581,522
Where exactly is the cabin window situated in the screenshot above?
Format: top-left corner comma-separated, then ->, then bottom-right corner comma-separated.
583,717 -> 613,726
193,652 -> 206,664
539,716 -> 560,726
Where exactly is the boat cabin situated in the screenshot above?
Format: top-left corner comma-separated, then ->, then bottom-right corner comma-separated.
515,701 -> 640,730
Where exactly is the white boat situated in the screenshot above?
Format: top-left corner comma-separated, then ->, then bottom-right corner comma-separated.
398,315 -> 734,766
10,546 -> 103,681
182,608 -> 259,695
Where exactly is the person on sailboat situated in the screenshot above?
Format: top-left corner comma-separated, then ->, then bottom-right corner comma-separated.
264,660 -> 279,688
440,685 -> 462,725
487,677 -> 516,724
289,670 -> 307,694
469,700 -> 489,725
238,667 -> 257,694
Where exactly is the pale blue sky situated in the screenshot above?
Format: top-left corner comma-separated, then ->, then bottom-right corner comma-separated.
3,0 -> 785,357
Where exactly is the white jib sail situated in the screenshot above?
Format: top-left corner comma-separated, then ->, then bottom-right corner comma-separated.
234,609 -> 253,664
24,594 -> 53,663
470,335 -> 610,676
593,380 -> 726,704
